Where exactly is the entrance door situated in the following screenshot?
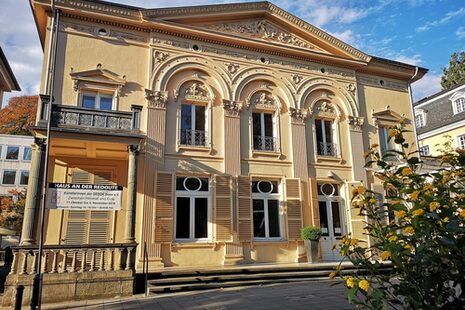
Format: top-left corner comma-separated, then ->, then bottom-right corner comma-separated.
319,200 -> 344,261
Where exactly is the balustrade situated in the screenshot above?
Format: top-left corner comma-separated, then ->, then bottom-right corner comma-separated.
9,243 -> 137,275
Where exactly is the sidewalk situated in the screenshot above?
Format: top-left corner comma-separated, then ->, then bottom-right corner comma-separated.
43,280 -> 355,310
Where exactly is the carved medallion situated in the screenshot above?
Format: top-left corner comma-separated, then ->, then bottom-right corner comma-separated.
153,50 -> 170,65
292,74 -> 303,85
347,116 -> 364,131
316,102 -> 337,118
226,63 -> 239,74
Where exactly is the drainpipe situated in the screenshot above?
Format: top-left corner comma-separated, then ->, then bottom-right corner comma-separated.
408,67 -> 420,157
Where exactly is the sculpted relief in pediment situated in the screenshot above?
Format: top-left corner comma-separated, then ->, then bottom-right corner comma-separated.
201,20 -> 323,52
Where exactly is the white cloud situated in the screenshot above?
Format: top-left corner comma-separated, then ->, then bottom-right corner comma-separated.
416,8 -> 465,32
456,26 -> 465,39
329,30 -> 355,45
412,73 -> 442,102
394,54 -> 422,66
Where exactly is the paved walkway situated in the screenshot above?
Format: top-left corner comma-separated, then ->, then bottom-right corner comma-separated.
45,280 -> 356,310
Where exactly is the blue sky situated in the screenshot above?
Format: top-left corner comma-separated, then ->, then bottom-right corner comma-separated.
1,0 -> 464,106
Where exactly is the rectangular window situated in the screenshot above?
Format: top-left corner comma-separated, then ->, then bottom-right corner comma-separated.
23,147 -> 32,161
379,127 -> 397,157
414,114 -> 425,128
458,134 -> 465,149
20,171 -> 29,185
2,170 -> 16,185
252,180 -> 281,239
316,119 -> 336,156
252,112 -> 275,151
81,92 -> 113,111
6,146 -> 19,160
419,145 -> 430,156
175,176 -> 210,241
180,104 -> 207,146
455,98 -> 465,114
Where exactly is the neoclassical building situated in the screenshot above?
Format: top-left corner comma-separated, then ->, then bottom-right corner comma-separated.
6,0 -> 427,304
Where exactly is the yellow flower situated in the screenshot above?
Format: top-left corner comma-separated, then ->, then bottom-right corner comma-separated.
424,183 -> 433,191
412,209 -> 425,217
424,190 -> 432,196
402,167 -> 412,176
429,202 -> 440,212
346,277 -> 355,288
359,279 -> 370,292
380,250 -> 391,261
329,272 -> 336,279
388,235 -> 398,243
459,210 -> 465,220
404,244 -> 413,250
371,143 -> 379,148
357,186 -> 366,195
388,129 -> 397,138
397,210 -> 407,219
404,226 -> 415,235
369,198 -> 377,204
363,152 -> 370,158
351,188 -> 359,197
410,191 -> 420,201
350,239 -> 359,246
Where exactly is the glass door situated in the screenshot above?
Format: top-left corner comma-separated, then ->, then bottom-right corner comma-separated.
319,199 -> 344,261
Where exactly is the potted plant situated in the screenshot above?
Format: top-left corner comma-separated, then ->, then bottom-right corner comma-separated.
301,226 -> 322,263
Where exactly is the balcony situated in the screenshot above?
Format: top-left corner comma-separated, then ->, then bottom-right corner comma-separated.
180,129 -> 208,146
317,142 -> 337,157
36,95 -> 142,137
253,135 -> 277,152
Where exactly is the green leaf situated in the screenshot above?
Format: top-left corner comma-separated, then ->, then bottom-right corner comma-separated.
348,287 -> 358,304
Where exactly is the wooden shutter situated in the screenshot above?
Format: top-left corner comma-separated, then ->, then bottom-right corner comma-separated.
215,175 -> 232,242
237,176 -> 252,242
154,172 -> 173,243
65,169 -> 91,245
309,178 -> 319,227
286,178 -> 303,240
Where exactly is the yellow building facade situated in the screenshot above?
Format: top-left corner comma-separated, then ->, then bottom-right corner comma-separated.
22,0 -> 426,279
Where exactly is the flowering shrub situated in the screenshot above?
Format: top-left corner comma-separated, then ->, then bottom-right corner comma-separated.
332,125 -> 465,309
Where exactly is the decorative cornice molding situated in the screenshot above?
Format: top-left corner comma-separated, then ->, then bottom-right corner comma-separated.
145,89 -> 168,109
347,116 -> 364,131
289,108 -> 307,123
222,99 -> 243,117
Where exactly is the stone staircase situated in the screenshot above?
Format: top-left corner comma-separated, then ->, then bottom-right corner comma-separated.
146,262 -> 390,294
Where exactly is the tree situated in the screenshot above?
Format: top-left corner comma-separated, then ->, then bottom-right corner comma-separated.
0,95 -> 38,135
441,51 -> 465,90
332,125 -> 465,309
0,189 -> 25,235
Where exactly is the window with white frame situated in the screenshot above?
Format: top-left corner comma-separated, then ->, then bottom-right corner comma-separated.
20,171 -> 29,185
5,146 -> 19,160
414,113 -> 425,128
315,119 -> 337,156
252,112 -> 276,151
180,104 -> 207,146
252,180 -> 281,239
317,183 -> 343,238
454,97 -> 465,114
175,176 -> 210,241
419,145 -> 430,156
23,147 -> 32,161
458,134 -> 465,150
2,170 -> 16,185
379,126 -> 397,157
80,91 -> 114,111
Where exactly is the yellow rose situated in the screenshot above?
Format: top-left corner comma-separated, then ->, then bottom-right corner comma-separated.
459,210 -> 465,220
410,191 -> 420,201
412,209 -> 425,217
429,202 -> 440,212
369,198 -> 377,204
424,190 -> 431,196
357,186 -> 366,195
359,279 -> 370,292
388,129 -> 397,138
397,210 -> 407,219
388,235 -> 398,243
346,277 -> 355,288
380,250 -> 391,261
404,226 -> 414,235
404,244 -> 413,250
402,167 -> 412,176
329,272 -> 336,279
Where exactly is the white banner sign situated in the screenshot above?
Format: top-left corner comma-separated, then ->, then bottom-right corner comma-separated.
48,183 -> 122,210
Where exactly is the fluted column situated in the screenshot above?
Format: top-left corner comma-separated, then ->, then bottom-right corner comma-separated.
124,144 -> 139,243
20,138 -> 46,245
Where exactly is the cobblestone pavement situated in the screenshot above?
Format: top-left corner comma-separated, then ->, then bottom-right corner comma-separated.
47,280 -> 356,310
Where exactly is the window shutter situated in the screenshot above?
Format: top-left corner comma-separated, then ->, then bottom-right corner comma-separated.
237,176 -> 252,242
155,172 -> 173,243
347,181 -> 368,243
309,178 -> 319,227
215,175 -> 232,242
88,171 -> 112,244
65,169 -> 91,245
286,178 -> 302,240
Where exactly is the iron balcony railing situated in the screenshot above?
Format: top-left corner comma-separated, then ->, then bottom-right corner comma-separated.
317,142 -> 338,157
253,135 -> 277,152
180,129 -> 208,146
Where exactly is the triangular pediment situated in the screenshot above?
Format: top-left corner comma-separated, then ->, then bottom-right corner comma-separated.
141,2 -> 371,63
70,65 -> 126,86
372,108 -> 405,123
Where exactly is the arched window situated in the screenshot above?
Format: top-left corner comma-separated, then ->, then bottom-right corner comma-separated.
249,91 -> 280,152
313,101 -> 340,158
